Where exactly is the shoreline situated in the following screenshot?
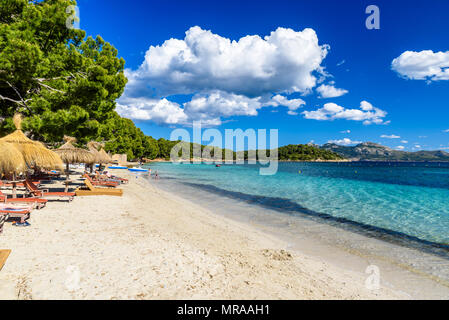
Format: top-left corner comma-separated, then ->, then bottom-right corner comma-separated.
153,175 -> 449,299
0,170 -> 419,299
144,159 -> 449,164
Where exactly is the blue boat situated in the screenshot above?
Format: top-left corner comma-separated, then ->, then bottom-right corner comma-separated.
128,168 -> 149,173
108,166 -> 128,169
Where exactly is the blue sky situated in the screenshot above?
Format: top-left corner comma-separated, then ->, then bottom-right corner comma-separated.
77,0 -> 449,151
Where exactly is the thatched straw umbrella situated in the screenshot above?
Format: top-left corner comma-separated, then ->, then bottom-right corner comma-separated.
0,142 -> 26,175
0,142 -> 27,198
55,136 -> 95,192
87,141 -> 101,173
0,114 -> 63,171
87,141 -> 111,171
99,148 -> 112,164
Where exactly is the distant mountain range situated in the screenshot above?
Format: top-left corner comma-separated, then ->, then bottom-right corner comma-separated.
321,142 -> 449,161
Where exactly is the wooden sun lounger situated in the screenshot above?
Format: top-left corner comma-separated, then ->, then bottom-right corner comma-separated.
0,181 -> 41,188
0,204 -> 33,224
25,180 -> 75,202
75,179 -> 123,197
0,191 -> 47,210
0,249 -> 11,270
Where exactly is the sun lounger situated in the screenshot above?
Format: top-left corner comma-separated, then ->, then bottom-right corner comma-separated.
94,171 -> 121,184
24,180 -> 75,202
75,178 -> 123,197
0,204 -> 33,224
0,250 -> 11,270
0,191 -> 47,209
96,171 -> 129,184
83,174 -> 119,187
0,181 -> 41,188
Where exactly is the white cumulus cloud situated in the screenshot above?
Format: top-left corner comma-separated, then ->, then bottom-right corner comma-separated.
117,91 -> 305,126
117,26 -> 332,126
183,91 -> 262,125
303,101 -> 387,125
124,26 -> 330,99
392,50 -> 449,81
262,95 -> 306,115
327,138 -> 361,146
396,146 -> 405,150
316,84 -> 348,98
116,97 -> 188,125
381,134 -> 400,139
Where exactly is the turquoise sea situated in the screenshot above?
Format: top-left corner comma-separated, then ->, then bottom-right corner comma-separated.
146,161 -> 449,246
141,161 -> 449,293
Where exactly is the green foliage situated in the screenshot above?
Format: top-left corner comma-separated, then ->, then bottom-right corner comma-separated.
0,1 -> 346,163
0,0 -> 126,143
236,144 -> 343,161
145,136 -> 160,160
276,144 -> 344,161
156,138 -> 179,160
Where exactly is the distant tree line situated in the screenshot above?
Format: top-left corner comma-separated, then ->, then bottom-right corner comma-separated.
237,144 -> 344,161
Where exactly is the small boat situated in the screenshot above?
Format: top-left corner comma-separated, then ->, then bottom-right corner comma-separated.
216,165 -> 221,168
108,166 -> 128,169
128,167 -> 149,173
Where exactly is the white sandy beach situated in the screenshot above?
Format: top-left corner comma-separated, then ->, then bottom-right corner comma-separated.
0,170 -> 409,300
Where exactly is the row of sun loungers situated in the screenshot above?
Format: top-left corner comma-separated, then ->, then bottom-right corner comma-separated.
0,168 -> 128,278
0,169 -> 127,234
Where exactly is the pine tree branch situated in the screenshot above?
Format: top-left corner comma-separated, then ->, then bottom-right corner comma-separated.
0,94 -> 31,106
3,81 -> 34,113
36,82 -> 65,94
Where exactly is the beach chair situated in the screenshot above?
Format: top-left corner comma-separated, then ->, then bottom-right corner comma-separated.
24,180 -> 75,202
0,191 -> 47,209
0,204 -> 33,224
0,181 -> 41,188
94,171 -> 120,184
83,174 -> 119,188
75,178 -> 123,197
95,171 -> 128,184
